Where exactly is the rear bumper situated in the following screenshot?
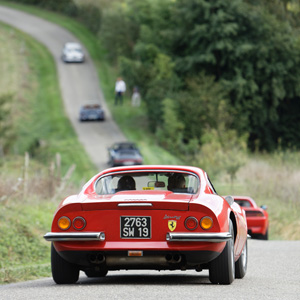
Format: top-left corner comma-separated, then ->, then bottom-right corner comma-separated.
44,231 -> 231,243
63,56 -> 84,63
166,232 -> 232,242
247,219 -> 268,235
112,162 -> 143,167
48,231 -> 229,269
44,232 -> 105,241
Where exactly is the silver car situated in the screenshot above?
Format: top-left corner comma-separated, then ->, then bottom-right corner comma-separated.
62,42 -> 85,63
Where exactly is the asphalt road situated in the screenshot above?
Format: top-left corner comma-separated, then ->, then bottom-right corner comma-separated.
0,240 -> 299,299
0,5 -> 300,300
0,5 -> 125,171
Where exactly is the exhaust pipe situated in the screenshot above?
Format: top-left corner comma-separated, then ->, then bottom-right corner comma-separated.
165,253 -> 182,263
89,253 -> 105,264
173,254 -> 182,263
165,254 -> 173,262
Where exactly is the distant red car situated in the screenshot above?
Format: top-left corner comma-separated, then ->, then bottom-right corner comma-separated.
44,165 -> 248,285
233,196 -> 269,240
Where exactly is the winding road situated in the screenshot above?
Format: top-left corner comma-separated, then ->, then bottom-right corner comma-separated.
0,5 -> 300,300
0,5 -> 125,171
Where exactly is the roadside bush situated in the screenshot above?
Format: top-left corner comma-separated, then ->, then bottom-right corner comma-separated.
156,98 -> 184,151
5,0 -> 78,16
77,4 -> 101,34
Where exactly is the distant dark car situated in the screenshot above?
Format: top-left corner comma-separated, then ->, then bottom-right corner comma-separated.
108,142 -> 143,167
79,104 -> 105,121
233,196 -> 269,240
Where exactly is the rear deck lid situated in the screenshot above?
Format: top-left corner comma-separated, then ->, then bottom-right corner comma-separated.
81,191 -> 193,211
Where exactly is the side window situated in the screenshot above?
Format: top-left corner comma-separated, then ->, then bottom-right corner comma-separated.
95,176 -> 115,195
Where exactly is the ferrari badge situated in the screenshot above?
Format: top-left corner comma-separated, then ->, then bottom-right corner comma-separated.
168,220 -> 177,231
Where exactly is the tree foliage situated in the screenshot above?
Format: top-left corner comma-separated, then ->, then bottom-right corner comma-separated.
10,0 -> 300,153
96,0 -> 300,152
168,0 -> 300,151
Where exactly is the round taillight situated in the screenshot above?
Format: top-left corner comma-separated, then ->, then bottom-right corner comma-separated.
200,216 -> 213,230
58,216 -> 71,230
185,217 -> 198,231
73,217 -> 86,230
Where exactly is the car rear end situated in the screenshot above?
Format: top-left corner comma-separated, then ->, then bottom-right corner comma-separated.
244,208 -> 268,236
45,191 -> 231,272
113,150 -> 143,166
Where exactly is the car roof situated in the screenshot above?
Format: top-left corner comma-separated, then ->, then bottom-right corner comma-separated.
82,104 -> 101,109
82,165 -> 206,195
114,142 -> 136,146
101,165 -> 203,175
113,142 -> 138,148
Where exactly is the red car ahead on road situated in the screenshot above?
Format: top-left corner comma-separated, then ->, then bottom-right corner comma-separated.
233,196 -> 269,240
44,165 -> 248,285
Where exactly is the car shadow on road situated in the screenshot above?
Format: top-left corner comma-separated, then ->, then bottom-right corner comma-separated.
77,273 -> 211,285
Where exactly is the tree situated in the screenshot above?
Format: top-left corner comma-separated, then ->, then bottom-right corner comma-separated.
169,0 -> 300,151
99,0 -> 300,151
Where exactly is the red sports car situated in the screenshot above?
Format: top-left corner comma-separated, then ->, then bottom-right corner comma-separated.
44,165 -> 248,285
233,196 -> 269,240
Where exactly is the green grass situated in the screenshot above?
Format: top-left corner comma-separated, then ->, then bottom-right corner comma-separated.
0,6 -> 97,284
0,199 -> 55,283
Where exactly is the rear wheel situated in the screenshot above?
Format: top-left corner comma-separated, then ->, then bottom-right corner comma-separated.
51,243 -> 79,284
209,220 -> 235,284
261,228 -> 269,240
235,239 -> 248,278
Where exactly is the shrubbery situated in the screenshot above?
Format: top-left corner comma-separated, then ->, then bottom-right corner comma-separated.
97,0 -> 300,153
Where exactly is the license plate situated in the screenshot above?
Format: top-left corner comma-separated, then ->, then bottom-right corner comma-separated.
123,161 -> 135,165
89,114 -> 98,120
120,216 -> 151,239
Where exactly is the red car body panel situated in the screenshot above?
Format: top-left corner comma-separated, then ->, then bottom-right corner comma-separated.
45,165 -> 248,280
232,196 -> 269,237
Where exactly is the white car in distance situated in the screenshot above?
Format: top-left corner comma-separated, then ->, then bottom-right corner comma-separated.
62,42 -> 85,63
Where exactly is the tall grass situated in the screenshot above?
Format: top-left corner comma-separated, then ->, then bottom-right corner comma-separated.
0,10 -> 94,284
0,154 -> 80,284
216,153 -> 300,240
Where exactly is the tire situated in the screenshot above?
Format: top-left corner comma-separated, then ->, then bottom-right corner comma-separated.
256,228 -> 268,240
85,268 -> 108,278
235,239 -> 248,278
262,228 -> 269,240
51,243 -> 79,284
209,219 -> 235,284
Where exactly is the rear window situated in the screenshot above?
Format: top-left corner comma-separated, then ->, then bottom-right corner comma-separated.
94,171 -> 199,195
235,200 -> 252,207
